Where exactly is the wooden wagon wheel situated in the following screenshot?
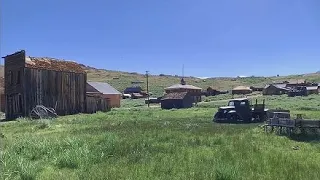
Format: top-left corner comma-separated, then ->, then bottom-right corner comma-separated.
29,105 -> 49,119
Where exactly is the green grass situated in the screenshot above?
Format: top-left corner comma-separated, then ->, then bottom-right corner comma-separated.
198,94 -> 320,119
1,102 -> 320,180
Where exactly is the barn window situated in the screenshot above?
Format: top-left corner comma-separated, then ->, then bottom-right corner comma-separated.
9,71 -> 13,85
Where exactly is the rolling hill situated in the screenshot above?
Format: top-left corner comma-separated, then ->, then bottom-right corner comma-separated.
1,65 -> 320,96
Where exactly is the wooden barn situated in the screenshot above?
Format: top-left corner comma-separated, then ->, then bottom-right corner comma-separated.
206,87 -> 219,96
231,86 -> 252,95
160,92 -> 193,109
263,84 -> 290,95
86,81 -> 121,108
3,50 -> 87,120
164,78 -> 202,103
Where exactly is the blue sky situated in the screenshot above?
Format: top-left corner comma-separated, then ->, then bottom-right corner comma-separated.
1,0 -> 319,77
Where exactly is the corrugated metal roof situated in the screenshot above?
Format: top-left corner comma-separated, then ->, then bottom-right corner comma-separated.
165,84 -> 202,90
87,82 -> 121,94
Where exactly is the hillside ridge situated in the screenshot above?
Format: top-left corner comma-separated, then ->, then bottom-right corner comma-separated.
0,65 -> 319,96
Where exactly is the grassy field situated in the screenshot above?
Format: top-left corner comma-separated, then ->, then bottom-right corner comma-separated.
1,95 -> 320,180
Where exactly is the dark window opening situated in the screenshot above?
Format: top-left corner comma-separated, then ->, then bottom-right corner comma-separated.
18,94 -> 23,112
17,70 -> 21,84
8,70 -> 13,85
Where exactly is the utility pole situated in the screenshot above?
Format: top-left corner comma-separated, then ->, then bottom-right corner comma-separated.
146,71 -> 150,107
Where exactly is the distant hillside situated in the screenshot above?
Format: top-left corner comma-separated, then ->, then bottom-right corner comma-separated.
1,65 -> 320,96
82,65 -> 320,96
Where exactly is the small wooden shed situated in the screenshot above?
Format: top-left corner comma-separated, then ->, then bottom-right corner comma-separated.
86,81 -> 121,108
161,92 -> 193,109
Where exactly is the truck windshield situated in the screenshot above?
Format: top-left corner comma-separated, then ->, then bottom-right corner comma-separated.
228,101 -> 235,106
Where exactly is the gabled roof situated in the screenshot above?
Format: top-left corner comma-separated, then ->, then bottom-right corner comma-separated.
25,56 -> 85,73
161,92 -> 189,100
87,82 -> 121,94
165,84 -> 202,90
264,83 -> 290,90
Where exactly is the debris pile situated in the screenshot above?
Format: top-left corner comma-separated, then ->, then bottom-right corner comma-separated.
25,57 -> 85,73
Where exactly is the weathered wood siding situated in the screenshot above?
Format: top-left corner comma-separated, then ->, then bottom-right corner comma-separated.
86,94 -> 110,113
4,50 -> 26,119
24,68 -> 87,116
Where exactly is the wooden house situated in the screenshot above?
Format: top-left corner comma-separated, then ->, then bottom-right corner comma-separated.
3,50 -> 87,120
262,84 -> 290,95
206,87 -> 219,96
160,92 -> 193,109
86,81 -> 122,108
164,78 -> 202,103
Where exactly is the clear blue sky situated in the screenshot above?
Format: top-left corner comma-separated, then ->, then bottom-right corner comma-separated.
1,0 -> 319,77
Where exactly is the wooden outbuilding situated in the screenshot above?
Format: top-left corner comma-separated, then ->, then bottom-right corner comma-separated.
86,81 -> 122,108
164,78 -> 202,103
160,92 -> 193,109
206,87 -> 220,96
86,93 -> 110,113
263,84 -> 290,95
3,50 -> 87,120
231,86 -> 252,95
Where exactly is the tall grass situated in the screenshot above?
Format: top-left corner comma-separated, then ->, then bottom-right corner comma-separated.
1,107 -> 320,180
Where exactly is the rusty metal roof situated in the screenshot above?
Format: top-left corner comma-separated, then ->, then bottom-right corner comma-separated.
25,56 -> 85,73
